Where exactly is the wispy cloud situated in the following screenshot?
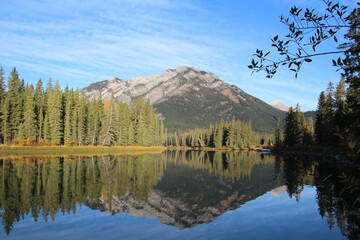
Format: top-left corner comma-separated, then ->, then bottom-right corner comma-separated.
0,0 -> 352,111
1,0 -> 239,84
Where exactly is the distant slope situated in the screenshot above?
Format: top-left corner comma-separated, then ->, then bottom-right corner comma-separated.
82,66 -> 287,132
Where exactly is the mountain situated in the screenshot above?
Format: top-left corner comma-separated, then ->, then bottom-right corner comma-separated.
82,66 -> 285,132
270,100 -> 290,112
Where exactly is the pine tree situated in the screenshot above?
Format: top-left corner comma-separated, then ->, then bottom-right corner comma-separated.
315,91 -> 327,146
87,96 -> 103,145
71,90 -> 79,143
131,98 -> 146,145
23,85 -> 36,139
143,100 -> 157,146
303,117 -> 314,146
99,95 -> 117,146
0,67 -> 5,143
34,79 -> 45,141
63,89 -> 75,143
0,67 -> 5,104
1,98 -> 10,143
214,125 -> 223,148
77,95 -> 88,145
334,79 -> 348,134
46,80 -> 63,145
117,102 -> 131,145
284,105 -> 304,147
6,68 -> 24,141
341,7 -> 360,142
43,113 -> 50,142
325,82 -> 336,144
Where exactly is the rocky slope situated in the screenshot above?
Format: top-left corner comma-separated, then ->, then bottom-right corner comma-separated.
82,66 -> 285,132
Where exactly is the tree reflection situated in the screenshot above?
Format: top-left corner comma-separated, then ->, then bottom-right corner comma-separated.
0,154 -> 167,234
315,162 -> 360,240
0,152 -> 275,234
278,155 -> 360,240
0,152 -> 358,239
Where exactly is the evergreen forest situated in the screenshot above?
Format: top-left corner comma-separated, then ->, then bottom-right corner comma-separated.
276,6 -> 359,158
279,78 -> 359,157
0,67 -> 166,146
166,119 -> 273,148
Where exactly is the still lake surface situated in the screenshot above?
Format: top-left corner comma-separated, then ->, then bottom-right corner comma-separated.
0,151 -> 358,240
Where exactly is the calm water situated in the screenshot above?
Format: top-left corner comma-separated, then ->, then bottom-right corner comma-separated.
0,151 -> 358,240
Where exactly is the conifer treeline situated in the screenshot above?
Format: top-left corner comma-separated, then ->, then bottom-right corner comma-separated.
315,80 -> 352,148
279,78 -> 359,155
0,67 -> 166,146
166,119 -> 273,148
281,104 -> 314,147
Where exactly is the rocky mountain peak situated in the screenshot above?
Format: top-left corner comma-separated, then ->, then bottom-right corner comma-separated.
82,66 -> 285,132
82,66 -> 225,105
270,100 -> 290,112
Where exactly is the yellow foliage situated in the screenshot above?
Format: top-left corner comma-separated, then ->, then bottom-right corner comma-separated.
103,98 -> 111,112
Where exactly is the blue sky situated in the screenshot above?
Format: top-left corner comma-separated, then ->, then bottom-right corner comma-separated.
0,0 -> 357,111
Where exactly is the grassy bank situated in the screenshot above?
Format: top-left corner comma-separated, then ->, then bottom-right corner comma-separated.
0,145 -> 165,157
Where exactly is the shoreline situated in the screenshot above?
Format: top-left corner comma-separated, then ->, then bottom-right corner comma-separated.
0,145 -> 166,157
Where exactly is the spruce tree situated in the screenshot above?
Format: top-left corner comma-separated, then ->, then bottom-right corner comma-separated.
34,79 -> 45,141
315,91 -> 327,146
0,67 -> 5,143
117,102 -> 131,145
341,7 -> 360,142
334,79 -> 348,134
46,81 -> 63,145
145,100 -> 158,146
131,98 -> 146,145
23,85 -> 36,139
0,67 -> 5,104
303,117 -> 314,146
1,98 -> 10,143
284,105 -> 304,147
77,95 -> 88,145
87,96 -> 103,145
214,125 -> 223,148
63,89 -> 75,143
71,90 -> 79,142
99,95 -> 117,146
6,68 -> 24,141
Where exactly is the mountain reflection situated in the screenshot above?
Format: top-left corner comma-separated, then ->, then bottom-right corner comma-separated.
0,152 -> 358,239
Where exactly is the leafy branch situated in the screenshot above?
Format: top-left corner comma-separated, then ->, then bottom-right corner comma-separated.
249,0 -> 353,78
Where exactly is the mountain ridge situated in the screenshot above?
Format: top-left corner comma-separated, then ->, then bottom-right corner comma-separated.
82,66 -> 286,132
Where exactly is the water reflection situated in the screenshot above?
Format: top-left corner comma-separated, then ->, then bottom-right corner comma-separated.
0,152 -> 358,239
278,155 -> 360,240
